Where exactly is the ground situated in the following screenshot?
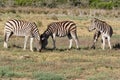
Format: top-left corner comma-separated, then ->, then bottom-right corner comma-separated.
0,8 -> 120,80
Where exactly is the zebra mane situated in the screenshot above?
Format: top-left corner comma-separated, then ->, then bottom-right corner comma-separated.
94,18 -> 106,24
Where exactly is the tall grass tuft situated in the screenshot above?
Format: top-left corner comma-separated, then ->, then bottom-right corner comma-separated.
36,21 -> 43,27
33,72 -> 65,80
0,66 -> 26,78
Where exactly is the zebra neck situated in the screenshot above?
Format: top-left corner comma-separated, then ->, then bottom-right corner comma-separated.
44,31 -> 50,38
45,30 -> 51,35
34,34 -> 40,41
33,31 -> 40,40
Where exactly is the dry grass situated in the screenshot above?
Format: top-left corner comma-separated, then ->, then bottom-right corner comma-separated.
0,8 -> 120,80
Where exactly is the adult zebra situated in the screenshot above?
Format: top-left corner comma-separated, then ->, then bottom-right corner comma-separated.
88,18 -> 113,50
40,21 -> 79,49
4,19 -> 41,51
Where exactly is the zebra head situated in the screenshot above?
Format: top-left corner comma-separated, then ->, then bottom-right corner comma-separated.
40,34 -> 48,49
88,18 -> 97,32
35,37 -> 42,52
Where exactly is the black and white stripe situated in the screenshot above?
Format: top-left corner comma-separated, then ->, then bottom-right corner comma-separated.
40,21 -> 79,49
4,19 -> 41,51
89,18 -> 113,50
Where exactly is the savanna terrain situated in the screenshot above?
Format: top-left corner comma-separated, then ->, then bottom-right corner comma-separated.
0,7 -> 120,80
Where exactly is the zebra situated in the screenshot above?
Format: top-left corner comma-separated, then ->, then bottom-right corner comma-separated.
40,21 -> 79,50
4,19 -> 41,51
88,18 -> 113,50
91,31 -> 101,49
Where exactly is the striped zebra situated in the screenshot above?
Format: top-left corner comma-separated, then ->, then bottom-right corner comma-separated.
40,21 -> 79,49
88,18 -> 113,50
4,19 -> 41,51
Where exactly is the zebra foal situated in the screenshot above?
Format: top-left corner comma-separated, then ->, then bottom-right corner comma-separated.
40,21 -> 79,49
88,18 -> 113,50
4,19 -> 41,51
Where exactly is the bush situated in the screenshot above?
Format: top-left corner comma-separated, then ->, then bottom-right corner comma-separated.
0,0 -> 120,9
89,0 -> 119,9
47,2 -> 57,8
14,0 -> 33,6
96,1 -> 113,9
0,0 -> 5,7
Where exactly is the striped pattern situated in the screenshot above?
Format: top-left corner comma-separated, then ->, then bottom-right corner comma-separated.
40,21 -> 79,49
89,18 -> 113,50
4,19 -> 41,51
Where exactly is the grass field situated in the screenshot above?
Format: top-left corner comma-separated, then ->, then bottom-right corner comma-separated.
0,8 -> 120,80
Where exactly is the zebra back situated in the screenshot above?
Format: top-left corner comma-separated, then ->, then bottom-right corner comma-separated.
89,18 -> 113,37
44,21 -> 77,37
5,19 -> 40,40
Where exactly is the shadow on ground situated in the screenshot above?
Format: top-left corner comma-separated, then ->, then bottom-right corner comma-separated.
113,43 -> 120,49
39,47 -> 82,52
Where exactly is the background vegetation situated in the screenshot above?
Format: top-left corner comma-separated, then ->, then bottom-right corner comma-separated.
0,0 -> 120,9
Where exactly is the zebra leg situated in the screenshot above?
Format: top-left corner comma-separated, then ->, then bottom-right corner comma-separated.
4,33 -> 8,48
4,32 -> 13,48
102,36 -> 105,50
107,37 -> 112,49
91,31 -> 101,49
67,34 -> 73,49
30,37 -> 34,51
70,32 -> 79,49
69,39 -> 73,49
23,36 -> 29,50
52,34 -> 56,49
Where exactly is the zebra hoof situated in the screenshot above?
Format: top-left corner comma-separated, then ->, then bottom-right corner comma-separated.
67,48 -> 71,51
53,48 -> 56,50
38,49 -> 42,52
91,46 -> 95,49
77,48 -> 81,50
30,49 -> 34,52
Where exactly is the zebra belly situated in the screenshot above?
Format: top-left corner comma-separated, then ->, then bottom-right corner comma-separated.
102,33 -> 110,38
13,32 -> 27,37
56,32 -> 67,37
13,34 -> 25,36
56,35 -> 66,37
13,29 -> 31,36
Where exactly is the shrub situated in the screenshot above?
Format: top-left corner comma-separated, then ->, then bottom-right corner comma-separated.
96,1 -> 113,9
33,72 -> 65,80
0,66 -> 26,78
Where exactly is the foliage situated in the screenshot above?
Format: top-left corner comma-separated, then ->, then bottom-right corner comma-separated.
0,0 -> 5,7
14,0 -> 34,6
0,0 -> 119,9
0,66 -> 26,78
89,0 -> 116,9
